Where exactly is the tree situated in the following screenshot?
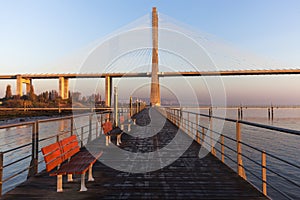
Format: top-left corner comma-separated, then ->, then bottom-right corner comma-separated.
49,90 -> 58,101
42,91 -> 49,101
5,84 -> 12,99
71,92 -> 81,102
81,96 -> 87,103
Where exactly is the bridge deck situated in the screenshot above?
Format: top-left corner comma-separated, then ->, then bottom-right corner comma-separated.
2,108 -> 267,199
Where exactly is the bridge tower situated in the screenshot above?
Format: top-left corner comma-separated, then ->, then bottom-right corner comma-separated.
16,75 -> 32,96
150,7 -> 161,106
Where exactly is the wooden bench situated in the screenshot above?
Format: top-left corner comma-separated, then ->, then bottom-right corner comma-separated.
102,120 -> 123,146
41,135 -> 103,192
102,120 -> 113,146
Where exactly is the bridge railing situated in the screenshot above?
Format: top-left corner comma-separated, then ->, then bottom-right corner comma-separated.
0,107 -> 134,196
164,107 -> 300,200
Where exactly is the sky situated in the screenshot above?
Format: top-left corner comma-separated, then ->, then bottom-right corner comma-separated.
1,0 -> 300,105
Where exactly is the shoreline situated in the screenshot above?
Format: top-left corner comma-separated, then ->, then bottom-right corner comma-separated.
0,110 -> 73,126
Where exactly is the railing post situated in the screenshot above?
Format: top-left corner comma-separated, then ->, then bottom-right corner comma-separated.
96,120 -> 99,138
28,121 -> 38,178
221,135 -> 225,163
187,113 -> 190,137
210,117 -> 216,156
100,114 -> 103,135
202,127 -> 205,145
81,127 -> 84,147
262,151 -> 267,196
35,121 -> 39,174
70,116 -> 74,136
177,109 -> 180,127
196,114 -> 200,143
173,109 -> 175,123
114,87 -> 118,127
0,152 -> 3,197
236,121 -> 247,179
174,109 -> 177,126
88,114 -> 92,143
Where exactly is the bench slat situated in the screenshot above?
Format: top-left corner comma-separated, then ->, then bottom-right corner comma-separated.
41,142 -> 63,172
41,142 -> 61,156
60,135 -> 80,161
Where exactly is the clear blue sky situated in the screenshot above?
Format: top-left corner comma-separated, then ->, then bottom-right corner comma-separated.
1,0 -> 300,105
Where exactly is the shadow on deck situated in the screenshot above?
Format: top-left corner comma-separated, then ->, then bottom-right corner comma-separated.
2,108 -> 267,199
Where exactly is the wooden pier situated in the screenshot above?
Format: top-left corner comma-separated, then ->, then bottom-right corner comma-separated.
2,108 -> 267,199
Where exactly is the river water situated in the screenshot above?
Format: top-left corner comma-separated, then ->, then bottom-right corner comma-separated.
0,108 -> 299,199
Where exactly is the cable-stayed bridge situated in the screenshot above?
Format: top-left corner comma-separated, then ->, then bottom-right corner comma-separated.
0,8 -> 299,200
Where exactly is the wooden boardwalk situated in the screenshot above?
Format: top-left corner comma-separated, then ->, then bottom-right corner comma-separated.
2,108 -> 267,199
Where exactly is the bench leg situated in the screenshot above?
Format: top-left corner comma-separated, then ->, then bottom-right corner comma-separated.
80,173 -> 87,192
117,134 -> 122,146
88,164 -> 95,181
67,174 -> 73,182
106,136 -> 109,146
128,124 -> 131,132
57,175 -> 63,192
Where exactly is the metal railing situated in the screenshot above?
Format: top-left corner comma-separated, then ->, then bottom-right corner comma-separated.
164,107 -> 300,199
0,107 -> 136,196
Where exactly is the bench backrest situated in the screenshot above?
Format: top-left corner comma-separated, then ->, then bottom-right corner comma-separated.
41,142 -> 63,172
59,135 -> 80,161
102,121 -> 113,135
41,135 -> 80,172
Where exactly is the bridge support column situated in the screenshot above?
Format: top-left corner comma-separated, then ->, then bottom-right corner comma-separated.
16,75 -> 22,96
59,77 -> 69,99
105,76 -> 112,107
16,75 -> 32,96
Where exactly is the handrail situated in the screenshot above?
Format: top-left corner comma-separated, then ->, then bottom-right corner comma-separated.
164,107 -> 299,199
0,121 -> 35,129
0,110 -> 111,129
177,109 -> 300,136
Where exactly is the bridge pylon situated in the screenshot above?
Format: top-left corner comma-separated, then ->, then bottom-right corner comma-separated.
150,7 -> 160,106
